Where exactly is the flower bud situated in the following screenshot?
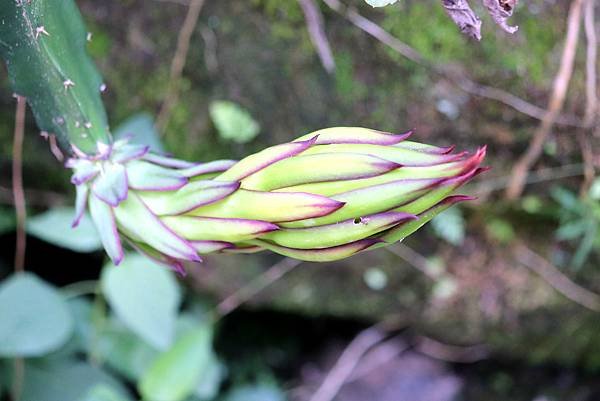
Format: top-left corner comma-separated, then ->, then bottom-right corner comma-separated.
68,128 -> 486,274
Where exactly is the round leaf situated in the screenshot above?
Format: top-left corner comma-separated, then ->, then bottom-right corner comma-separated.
27,207 -> 103,252
139,324 -> 214,401
0,273 -> 73,357
101,254 -> 181,350
209,101 -> 260,144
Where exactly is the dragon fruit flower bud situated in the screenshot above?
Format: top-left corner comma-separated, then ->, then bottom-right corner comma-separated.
68,128 -> 486,274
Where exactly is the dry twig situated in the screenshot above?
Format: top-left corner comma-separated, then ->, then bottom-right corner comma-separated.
12,95 -> 27,273
579,0 -> 597,195
506,0 -> 584,199
215,258 -> 302,317
299,0 -> 336,73
414,336 -> 489,363
514,243 -> 600,312
308,326 -> 387,401
156,0 -> 206,132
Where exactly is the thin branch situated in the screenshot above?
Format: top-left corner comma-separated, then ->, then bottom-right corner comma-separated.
299,0 -> 336,73
506,0 -> 584,199
514,243 -> 600,312
12,95 -> 26,273
215,257 -> 302,317
579,0 -> 597,195
583,0 -> 597,127
321,0 -> 583,128
385,243 -> 442,280
156,0 -> 206,132
308,326 -> 387,401
414,336 -> 489,363
473,163 -> 585,196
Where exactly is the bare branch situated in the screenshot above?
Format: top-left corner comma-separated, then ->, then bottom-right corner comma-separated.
299,0 -> 336,73
12,95 -> 27,273
215,258 -> 302,317
506,0 -> 584,200
514,243 -> 600,312
156,0 -> 206,132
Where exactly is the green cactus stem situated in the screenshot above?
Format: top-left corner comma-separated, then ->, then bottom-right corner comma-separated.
0,0 -> 111,154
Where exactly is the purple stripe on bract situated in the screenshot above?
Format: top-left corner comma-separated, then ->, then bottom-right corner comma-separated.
129,175 -> 188,192
113,144 -> 150,164
91,164 -> 129,206
115,193 -> 202,262
89,195 -> 123,265
222,245 -> 263,254
189,240 -> 234,253
142,153 -> 197,169
179,160 -> 238,178
71,168 -> 99,185
253,238 -> 380,262
167,181 -> 241,215
219,136 -> 318,181
302,129 -> 412,145
126,160 -> 189,192
126,239 -> 189,277
72,184 -> 89,228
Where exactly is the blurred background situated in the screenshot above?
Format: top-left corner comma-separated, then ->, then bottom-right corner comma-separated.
1,0 -> 600,400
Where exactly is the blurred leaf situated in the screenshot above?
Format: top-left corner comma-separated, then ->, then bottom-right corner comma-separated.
430,207 -> 465,246
194,359 -> 226,400
96,320 -> 159,381
364,0 -> 399,7
101,254 -> 181,350
139,323 -> 214,401
27,207 -> 102,252
556,220 -> 588,241
222,384 -> 286,401
590,178 -> 600,200
0,207 -> 15,235
0,273 -> 73,357
18,360 -> 130,401
81,384 -> 132,401
114,113 -> 164,153
551,187 -> 581,213
486,218 -> 515,244
209,101 -> 260,144
363,267 -> 388,290
571,224 -> 598,270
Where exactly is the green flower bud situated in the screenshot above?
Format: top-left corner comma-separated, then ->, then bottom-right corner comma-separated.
68,128 -> 486,274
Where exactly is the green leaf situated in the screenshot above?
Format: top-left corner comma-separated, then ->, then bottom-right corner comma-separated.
486,218 -> 515,244
364,0 -> 399,7
139,324 -> 214,401
209,101 -> 260,144
101,254 -> 181,350
27,207 -> 103,252
430,207 -> 465,246
222,384 -> 286,401
194,359 -> 225,400
0,207 -> 15,235
80,384 -> 132,401
18,360 -> 130,401
0,273 -> 73,357
0,0 -> 110,153
95,319 -> 159,381
114,113 -> 164,153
